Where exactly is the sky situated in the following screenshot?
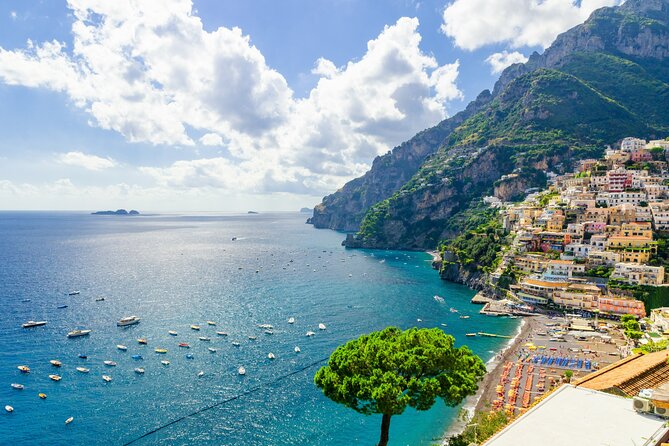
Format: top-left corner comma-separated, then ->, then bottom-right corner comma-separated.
0,0 -> 622,212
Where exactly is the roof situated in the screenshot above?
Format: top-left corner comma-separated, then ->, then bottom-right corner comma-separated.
483,385 -> 669,446
575,351 -> 669,397
548,259 -> 575,265
523,278 -> 570,288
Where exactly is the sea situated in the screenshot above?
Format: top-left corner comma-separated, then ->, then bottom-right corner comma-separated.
0,211 -> 519,445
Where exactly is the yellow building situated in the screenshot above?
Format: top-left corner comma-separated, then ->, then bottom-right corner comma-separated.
552,283 -> 602,311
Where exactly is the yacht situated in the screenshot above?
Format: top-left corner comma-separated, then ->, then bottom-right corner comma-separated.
216,331 -> 228,336
49,374 -> 62,381
248,335 -> 258,340
11,383 -> 24,390
208,347 -> 217,353
168,330 -> 178,336
117,316 -> 140,327
161,360 -> 170,366
67,329 -> 91,338
102,375 -> 112,382
207,321 -> 216,326
198,336 -> 211,342
232,341 -> 241,347
238,366 -> 246,375
65,417 -> 74,425
318,323 -> 326,330
264,330 -> 273,335
50,360 -> 62,367
137,338 -> 148,344
155,348 -> 168,354
22,320 -> 47,328
39,393 -> 47,399
76,367 -> 89,373
178,343 -> 190,348
117,345 -> 128,351
134,368 -> 145,374
190,325 -> 200,330
103,361 -> 117,366
306,331 -> 315,337
257,324 -> 273,329
17,366 -> 30,373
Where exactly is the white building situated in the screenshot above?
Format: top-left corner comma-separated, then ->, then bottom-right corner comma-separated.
612,262 -> 665,285
544,260 -> 586,279
650,202 -> 669,231
621,137 -> 647,152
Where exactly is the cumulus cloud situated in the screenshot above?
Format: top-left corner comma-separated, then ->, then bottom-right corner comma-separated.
0,2 -> 462,195
57,151 -> 117,170
442,0 -> 622,50
485,51 -> 529,74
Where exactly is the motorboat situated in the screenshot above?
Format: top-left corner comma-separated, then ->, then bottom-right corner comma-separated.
434,295 -> 445,303
216,331 -> 228,336
306,331 -> 315,337
137,338 -> 148,344
288,317 -> 295,324
190,325 -> 200,330
154,348 -> 168,354
208,347 -> 217,353
117,345 -> 128,351
57,305 -> 68,309
232,341 -> 241,347
168,330 -> 178,336
161,360 -> 170,366
449,308 -> 459,313
17,365 -> 30,373
207,321 -> 216,326
264,330 -> 273,335
68,291 -> 80,296
185,354 -> 194,359
257,324 -> 273,330
50,360 -> 62,367
134,368 -> 145,374
198,337 -> 211,342
294,346 -> 301,353
76,367 -> 89,373
49,374 -> 61,381
248,336 -> 257,340
102,375 -> 112,382
267,353 -> 275,360
117,316 -> 140,327
67,329 -> 91,338
22,320 -> 47,328
39,393 -> 47,399
132,355 -> 143,360
178,343 -> 190,348
465,333 -> 477,337
95,297 -> 105,302
459,315 -> 470,319
78,354 -> 87,359
238,366 -> 246,375
318,323 -> 326,330
65,416 -> 74,425
11,383 -> 24,390
5,405 -> 14,412
103,361 -> 117,366
198,371 -> 204,378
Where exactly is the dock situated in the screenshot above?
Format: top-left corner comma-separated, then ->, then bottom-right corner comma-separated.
477,332 -> 513,339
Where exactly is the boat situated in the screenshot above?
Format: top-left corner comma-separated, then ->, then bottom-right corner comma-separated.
132,355 -> 143,360
50,360 -> 62,367
178,343 -> 190,348
67,329 -> 91,338
231,237 -> 237,241
190,325 -> 200,330
198,336 -> 211,342
459,315 -> 470,320
49,375 -> 61,381
434,295 -> 445,303
449,308 -> 459,313
161,360 -> 170,366
208,347 -> 217,353
288,317 -> 295,324
65,416 -> 74,425
198,371 -> 204,378
238,366 -> 246,375
78,354 -> 87,359
57,305 -> 68,309
185,354 -> 194,359
11,384 -> 24,390
17,365 -> 30,373
39,393 -> 47,399
294,346 -> 301,353
318,323 -> 326,330
134,368 -> 145,374
137,338 -> 148,344
68,291 -> 80,296
102,375 -> 112,382
248,336 -> 257,340
5,405 -> 13,412
95,297 -> 105,302
22,299 -> 31,303
154,348 -> 168,354
232,341 -> 241,347
117,316 -> 140,327
264,330 -> 273,335
257,324 -> 273,330
216,331 -> 228,336
267,353 -> 275,360
22,320 -> 47,328
465,333 -> 477,337
168,330 -> 178,336
76,367 -> 89,373
306,331 -> 315,337
207,321 -> 216,326
103,361 -> 117,366
117,345 -> 128,351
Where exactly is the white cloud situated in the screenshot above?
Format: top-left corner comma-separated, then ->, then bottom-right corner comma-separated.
199,133 -> 224,146
57,151 -> 117,170
442,0 -> 622,51
10,11 -> 16,20
485,51 -> 529,74
0,2 -> 462,196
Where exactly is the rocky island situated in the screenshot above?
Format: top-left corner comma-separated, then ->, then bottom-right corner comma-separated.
91,209 -> 140,215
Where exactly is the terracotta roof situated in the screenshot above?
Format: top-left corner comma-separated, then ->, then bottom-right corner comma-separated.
575,351 -> 669,396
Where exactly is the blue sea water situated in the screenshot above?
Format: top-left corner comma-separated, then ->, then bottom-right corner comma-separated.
0,212 -> 518,446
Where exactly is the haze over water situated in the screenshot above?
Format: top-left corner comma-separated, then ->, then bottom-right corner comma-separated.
0,212 -> 517,445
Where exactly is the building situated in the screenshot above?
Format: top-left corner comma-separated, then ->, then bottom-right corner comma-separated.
512,254 -> 548,274
647,139 -> 669,150
588,250 -> 620,265
650,202 -> 669,231
631,149 -> 653,162
552,283 -> 601,311
619,222 -> 653,238
650,308 -> 669,334
543,259 -> 585,279
621,137 -> 647,152
598,191 -> 647,207
609,204 -> 638,225
607,168 -> 633,192
598,294 -> 646,317
612,263 -> 665,285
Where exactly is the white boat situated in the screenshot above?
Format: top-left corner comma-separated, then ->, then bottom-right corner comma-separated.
67,329 -> 91,338
168,330 -> 178,336
68,291 -> 80,296
449,308 -> 459,313
102,375 -> 112,382
238,366 -> 246,375
49,374 -> 61,381
294,346 -> 301,353
103,361 -> 117,366
198,371 -> 204,378
76,367 -> 89,373
11,383 -> 24,390
306,331 -> 315,337
207,321 -> 216,326
17,365 -> 30,373
117,316 -> 140,327
208,347 -> 217,353
264,330 -> 273,335
257,324 -> 273,329
216,331 -> 228,336
134,368 -> 145,374
465,333 -> 477,337
5,405 -> 13,413
65,416 -> 74,425
318,323 -> 326,330
288,317 -> 295,324
433,295 -> 445,303
22,320 -> 47,328
232,341 -> 241,347
190,325 -> 200,330
460,315 -> 470,320
198,336 -> 211,342
161,360 -> 170,366
268,352 -> 275,360
117,345 -> 128,351
50,360 -> 62,367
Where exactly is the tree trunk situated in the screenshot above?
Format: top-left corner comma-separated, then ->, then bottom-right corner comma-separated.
378,413 -> 392,446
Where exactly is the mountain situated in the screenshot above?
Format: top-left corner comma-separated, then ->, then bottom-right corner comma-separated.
309,0 -> 669,250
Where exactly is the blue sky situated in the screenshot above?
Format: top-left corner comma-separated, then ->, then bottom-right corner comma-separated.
0,0 -> 620,211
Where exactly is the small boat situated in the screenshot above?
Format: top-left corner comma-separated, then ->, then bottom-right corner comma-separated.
190,325 -> 200,331
67,329 -> 91,338
168,330 -> 178,336
198,337 -> 211,342
178,343 -> 190,348
434,295 -> 445,303
248,336 -> 257,340
103,361 -> 117,366
267,353 -> 275,360
50,360 -> 62,367
95,297 -> 105,302
137,338 -> 148,344
465,333 -> 477,337
154,348 -> 168,354
65,416 -> 74,425
11,384 -> 24,390
318,323 -> 326,330
102,375 -> 112,382
22,320 -> 47,328
68,291 -> 80,296
206,321 -> 216,326
306,331 -> 315,337
238,366 -> 246,375
449,308 -> 459,313
198,371 -> 204,378
216,331 -> 228,336
185,354 -> 194,359
232,342 -> 241,347
231,237 -> 237,241
417,319 -> 422,322
257,324 -> 273,330
134,368 -> 145,374
5,405 -> 13,413
49,374 -> 61,381
22,299 -> 31,303
78,354 -> 87,359
161,360 -> 170,366
76,367 -> 89,373
264,330 -> 273,335
294,346 -> 301,353
131,355 -> 143,360
117,316 -> 140,327
39,393 -> 47,399
459,315 -> 470,320
117,345 -> 128,351
17,365 -> 30,373
57,305 -> 68,309
208,347 -> 217,353
288,317 -> 295,324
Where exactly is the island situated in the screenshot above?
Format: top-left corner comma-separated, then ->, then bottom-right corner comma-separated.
91,209 -> 140,215
247,211 -> 259,214
299,207 -> 312,213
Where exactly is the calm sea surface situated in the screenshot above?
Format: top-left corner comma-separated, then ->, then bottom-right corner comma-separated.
0,212 -> 518,445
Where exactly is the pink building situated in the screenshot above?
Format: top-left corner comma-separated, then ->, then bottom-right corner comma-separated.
631,150 -> 653,162
598,295 -> 646,318
607,169 -> 632,192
